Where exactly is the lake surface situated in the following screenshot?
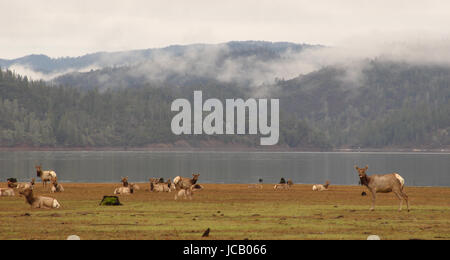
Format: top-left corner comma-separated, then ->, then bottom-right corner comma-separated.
0,151 -> 449,187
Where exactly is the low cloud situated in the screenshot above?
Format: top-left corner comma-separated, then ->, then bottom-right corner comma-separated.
5,33 -> 450,91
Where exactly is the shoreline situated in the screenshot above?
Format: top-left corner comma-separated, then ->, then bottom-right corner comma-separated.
0,146 -> 449,153
3,182 -> 450,188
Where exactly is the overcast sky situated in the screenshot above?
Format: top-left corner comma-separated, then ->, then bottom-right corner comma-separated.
1,0 -> 450,59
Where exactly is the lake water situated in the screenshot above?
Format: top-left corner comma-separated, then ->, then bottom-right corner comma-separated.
0,151 -> 449,187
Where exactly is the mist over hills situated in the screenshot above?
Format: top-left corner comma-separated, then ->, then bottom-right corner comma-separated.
0,41 -> 317,85
0,41 -> 449,149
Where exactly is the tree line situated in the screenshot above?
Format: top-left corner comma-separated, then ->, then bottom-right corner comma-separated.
1,59 -> 449,149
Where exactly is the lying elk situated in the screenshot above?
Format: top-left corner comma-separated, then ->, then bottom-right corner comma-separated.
50,177 -> 64,193
312,181 -> 330,191
355,165 -> 409,212
173,174 -> 200,190
35,165 -> 57,188
150,179 -> 175,192
120,177 -> 140,190
0,188 -> 15,197
16,178 -> 36,190
114,183 -> 136,195
19,187 -> 60,209
248,179 -> 264,189
274,179 -> 293,190
121,177 -> 129,187
150,178 -> 165,184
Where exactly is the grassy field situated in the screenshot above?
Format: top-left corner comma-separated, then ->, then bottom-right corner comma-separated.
0,183 -> 449,240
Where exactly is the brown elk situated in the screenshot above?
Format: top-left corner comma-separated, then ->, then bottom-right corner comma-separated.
174,188 -> 193,200
19,187 -> 60,209
274,179 -> 293,190
173,174 -> 200,190
50,177 -> 64,193
16,178 -> 36,190
121,177 -> 129,187
35,165 -> 57,188
0,188 -> 15,197
313,181 -> 330,191
114,183 -> 136,195
355,165 -> 409,212
150,179 -> 175,192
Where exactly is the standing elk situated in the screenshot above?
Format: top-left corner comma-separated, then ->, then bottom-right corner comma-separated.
174,188 -> 193,200
312,181 -> 330,191
19,187 -> 60,209
174,184 -> 205,200
16,178 -> 36,190
173,174 -> 200,190
355,165 -> 409,212
35,165 -> 57,188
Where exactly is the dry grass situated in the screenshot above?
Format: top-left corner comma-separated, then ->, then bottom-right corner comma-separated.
0,183 -> 449,240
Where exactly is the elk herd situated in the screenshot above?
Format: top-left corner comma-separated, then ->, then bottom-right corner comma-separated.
114,174 -> 204,201
1,164 -> 410,212
0,165 -> 62,209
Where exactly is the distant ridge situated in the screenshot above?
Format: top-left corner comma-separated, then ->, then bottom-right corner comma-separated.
0,41 -> 318,75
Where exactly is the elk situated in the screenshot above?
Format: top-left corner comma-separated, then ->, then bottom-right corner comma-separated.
174,187 -> 195,200
0,188 -> 15,197
150,182 -> 172,192
50,177 -> 64,193
312,181 -> 330,191
35,165 -> 57,188
150,179 -> 175,192
114,183 -> 136,195
274,179 -> 293,190
121,177 -> 129,187
150,178 -> 165,184
19,187 -> 60,209
355,165 -> 409,212
120,177 -> 140,190
173,174 -> 200,190
174,184 -> 204,200
16,178 -> 36,190
249,179 -> 264,189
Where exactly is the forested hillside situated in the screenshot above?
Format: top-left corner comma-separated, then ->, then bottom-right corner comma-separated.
0,59 -> 449,150
276,61 -> 450,148
0,69 -> 328,148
